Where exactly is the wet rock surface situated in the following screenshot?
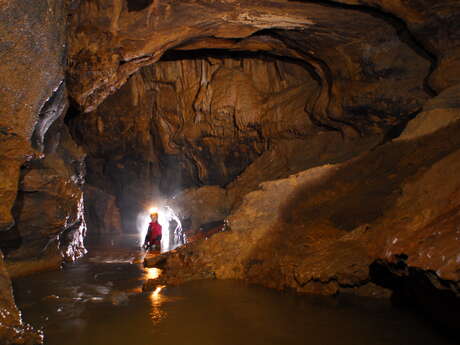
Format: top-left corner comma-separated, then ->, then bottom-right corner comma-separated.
67,0 -> 431,129
0,1 -> 69,342
69,52 -> 382,230
1,0 -> 460,343
65,1 -> 460,333
148,95 -> 460,330
0,121 -> 87,278
0,253 -> 43,345
0,0 -> 68,232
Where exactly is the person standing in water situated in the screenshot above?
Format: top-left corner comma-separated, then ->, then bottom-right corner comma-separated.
143,212 -> 162,251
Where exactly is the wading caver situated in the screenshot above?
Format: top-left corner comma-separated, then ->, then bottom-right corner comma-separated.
143,212 -> 162,251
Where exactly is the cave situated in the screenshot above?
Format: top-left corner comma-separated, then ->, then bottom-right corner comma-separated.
1,0 -> 460,344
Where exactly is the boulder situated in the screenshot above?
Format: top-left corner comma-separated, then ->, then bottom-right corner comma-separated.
398,85 -> 460,141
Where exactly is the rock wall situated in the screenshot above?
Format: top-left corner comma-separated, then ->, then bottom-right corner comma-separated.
69,53 -> 333,230
68,0 -> 432,133
67,7 -> 460,332
0,0 -> 460,342
0,1 -> 73,343
66,0 -> 439,234
147,86 -> 460,330
0,0 -> 67,231
1,120 -> 87,279
322,0 -> 460,93
84,184 -> 123,235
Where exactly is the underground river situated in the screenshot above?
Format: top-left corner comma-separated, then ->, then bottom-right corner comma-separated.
12,235 -> 456,345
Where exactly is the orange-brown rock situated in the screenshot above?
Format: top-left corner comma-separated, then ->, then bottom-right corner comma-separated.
324,0 -> 460,93
0,1 -> 70,343
0,136 -> 32,232
69,53 -> 320,226
0,252 -> 43,345
69,69 -> 161,231
0,0 -> 68,232
67,0 -> 455,238
68,0 -> 430,135
0,123 -> 87,278
148,88 -> 460,329
1,0 -> 460,341
66,0 -> 440,239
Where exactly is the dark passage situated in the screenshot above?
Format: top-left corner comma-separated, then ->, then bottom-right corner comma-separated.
127,0 -> 153,12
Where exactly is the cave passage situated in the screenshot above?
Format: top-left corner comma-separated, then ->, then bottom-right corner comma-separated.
70,46 -> 322,236
13,234 -> 456,345
137,205 -> 184,252
2,0 -> 460,343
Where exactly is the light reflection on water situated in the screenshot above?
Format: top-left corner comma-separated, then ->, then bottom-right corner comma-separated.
150,285 -> 165,304
149,285 -> 167,324
11,235 -> 457,345
145,267 -> 162,280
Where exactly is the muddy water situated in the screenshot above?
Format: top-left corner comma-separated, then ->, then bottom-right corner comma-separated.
13,235 -> 454,345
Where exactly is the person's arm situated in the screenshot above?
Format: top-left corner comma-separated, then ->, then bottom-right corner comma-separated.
144,224 -> 152,244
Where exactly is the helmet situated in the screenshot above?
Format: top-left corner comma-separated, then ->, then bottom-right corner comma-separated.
150,212 -> 158,217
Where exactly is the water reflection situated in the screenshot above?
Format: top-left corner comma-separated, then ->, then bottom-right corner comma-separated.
145,268 -> 162,280
12,235 -> 458,345
149,285 -> 167,323
150,285 -> 165,305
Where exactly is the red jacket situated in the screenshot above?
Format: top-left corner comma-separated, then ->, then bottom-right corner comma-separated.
146,221 -> 162,242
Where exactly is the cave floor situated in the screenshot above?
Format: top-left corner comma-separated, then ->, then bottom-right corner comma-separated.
12,235 -> 455,345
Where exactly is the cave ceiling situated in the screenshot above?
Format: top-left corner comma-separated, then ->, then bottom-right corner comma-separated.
66,0 -> 460,134
64,0 -> 460,227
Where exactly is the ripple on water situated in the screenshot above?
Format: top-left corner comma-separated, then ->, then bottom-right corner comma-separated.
11,235 -> 458,345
